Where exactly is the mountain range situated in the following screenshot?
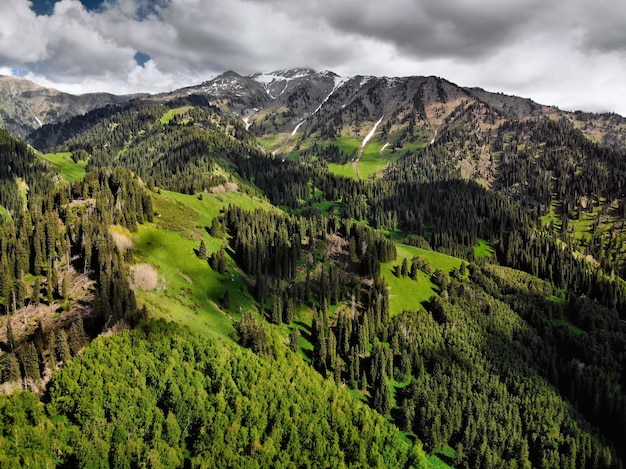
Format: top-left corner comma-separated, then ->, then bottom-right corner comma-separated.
1,67 -> 626,467
0,75 -> 145,139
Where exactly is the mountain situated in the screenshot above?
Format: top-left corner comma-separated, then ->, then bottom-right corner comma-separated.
153,67 -> 626,153
3,69 -> 626,467
0,75 -> 145,138
28,68 -> 626,276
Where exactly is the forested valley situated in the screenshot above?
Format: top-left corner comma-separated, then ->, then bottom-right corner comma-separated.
0,94 -> 625,468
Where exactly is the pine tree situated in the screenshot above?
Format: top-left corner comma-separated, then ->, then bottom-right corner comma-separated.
2,352 -> 21,383
289,328 -> 300,353
401,258 -> 409,277
270,294 -> 282,324
48,262 -> 58,303
373,371 -> 391,415
55,329 -> 72,363
283,297 -> 296,324
32,276 -> 41,306
19,342 -> 41,381
198,239 -> 207,259
6,321 -> 15,352
68,319 -> 87,356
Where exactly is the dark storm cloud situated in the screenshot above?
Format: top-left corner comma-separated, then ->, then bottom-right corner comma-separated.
571,1 -> 626,54
252,0 -> 550,59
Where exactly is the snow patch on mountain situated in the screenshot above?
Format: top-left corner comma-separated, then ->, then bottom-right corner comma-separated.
359,76 -> 374,88
292,120 -> 306,136
251,67 -> 317,99
311,76 -> 348,116
362,116 -> 384,148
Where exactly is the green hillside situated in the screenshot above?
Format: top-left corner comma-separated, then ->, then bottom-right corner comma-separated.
130,187 -> 275,337
42,152 -> 88,183
0,320 -> 429,467
2,94 -> 626,469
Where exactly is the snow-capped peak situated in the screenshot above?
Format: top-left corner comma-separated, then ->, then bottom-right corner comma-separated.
250,67 -> 318,99
250,66 -> 316,83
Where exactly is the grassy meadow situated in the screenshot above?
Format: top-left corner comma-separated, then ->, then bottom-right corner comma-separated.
43,152 -> 88,182
383,243 -> 463,316
131,188 -> 271,338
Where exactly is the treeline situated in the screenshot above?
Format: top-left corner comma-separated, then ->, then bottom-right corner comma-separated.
32,100 -> 263,195
218,199 -> 623,466
222,205 -> 396,315
494,117 -> 626,213
0,320 -> 428,468
488,117 -> 626,273
0,166 -> 150,389
0,128 -> 54,216
224,135 -> 626,313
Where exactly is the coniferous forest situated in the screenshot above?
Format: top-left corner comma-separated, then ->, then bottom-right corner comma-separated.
1,87 -> 626,469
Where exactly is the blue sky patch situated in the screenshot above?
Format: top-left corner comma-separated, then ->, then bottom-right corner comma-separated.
11,68 -> 28,78
134,52 -> 151,67
29,0 -> 106,16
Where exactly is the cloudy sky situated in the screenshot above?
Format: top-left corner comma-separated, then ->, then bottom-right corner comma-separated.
2,0 -> 626,114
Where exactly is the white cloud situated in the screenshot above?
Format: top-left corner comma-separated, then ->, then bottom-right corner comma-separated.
0,0 -> 46,62
1,0 -> 625,115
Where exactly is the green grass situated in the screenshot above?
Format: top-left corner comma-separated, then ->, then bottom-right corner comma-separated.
540,199 -> 561,230
333,135 -> 361,158
258,133 -> 286,151
427,454 -> 454,469
310,200 -> 339,215
546,289 -> 584,335
160,106 -> 193,124
547,288 -> 568,306
132,188 -> 276,337
327,135 -> 388,179
318,134 -> 401,179
396,244 -> 463,273
473,238 -> 494,258
133,225 -> 241,338
382,244 -> 463,316
153,188 -> 275,239
327,162 -> 357,178
552,318 -> 585,336
0,204 -> 9,222
359,140 -> 387,179
43,152 -> 88,182
569,213 -> 598,243
436,445 -> 456,459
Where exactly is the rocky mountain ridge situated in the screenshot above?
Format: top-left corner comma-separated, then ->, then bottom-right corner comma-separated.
0,75 -> 145,138
5,66 -> 626,160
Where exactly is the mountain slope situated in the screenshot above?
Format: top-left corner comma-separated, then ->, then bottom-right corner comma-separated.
0,75 -> 144,139
5,70 -> 626,467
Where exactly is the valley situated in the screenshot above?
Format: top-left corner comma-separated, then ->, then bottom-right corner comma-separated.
0,69 -> 625,468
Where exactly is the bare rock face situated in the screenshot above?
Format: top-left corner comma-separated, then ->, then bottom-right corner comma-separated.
8,66 -> 626,159
0,75 -> 144,139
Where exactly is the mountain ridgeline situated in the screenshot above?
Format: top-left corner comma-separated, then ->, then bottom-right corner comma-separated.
0,75 -> 144,139
0,68 -> 625,467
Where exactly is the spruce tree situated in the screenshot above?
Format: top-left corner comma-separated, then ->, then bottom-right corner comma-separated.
33,276 -> 41,306
198,240 -> 207,259
68,319 -> 87,356
221,289 -> 231,309
2,352 -> 21,383
289,328 -> 300,353
19,342 -> 41,381
55,329 -> 72,363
